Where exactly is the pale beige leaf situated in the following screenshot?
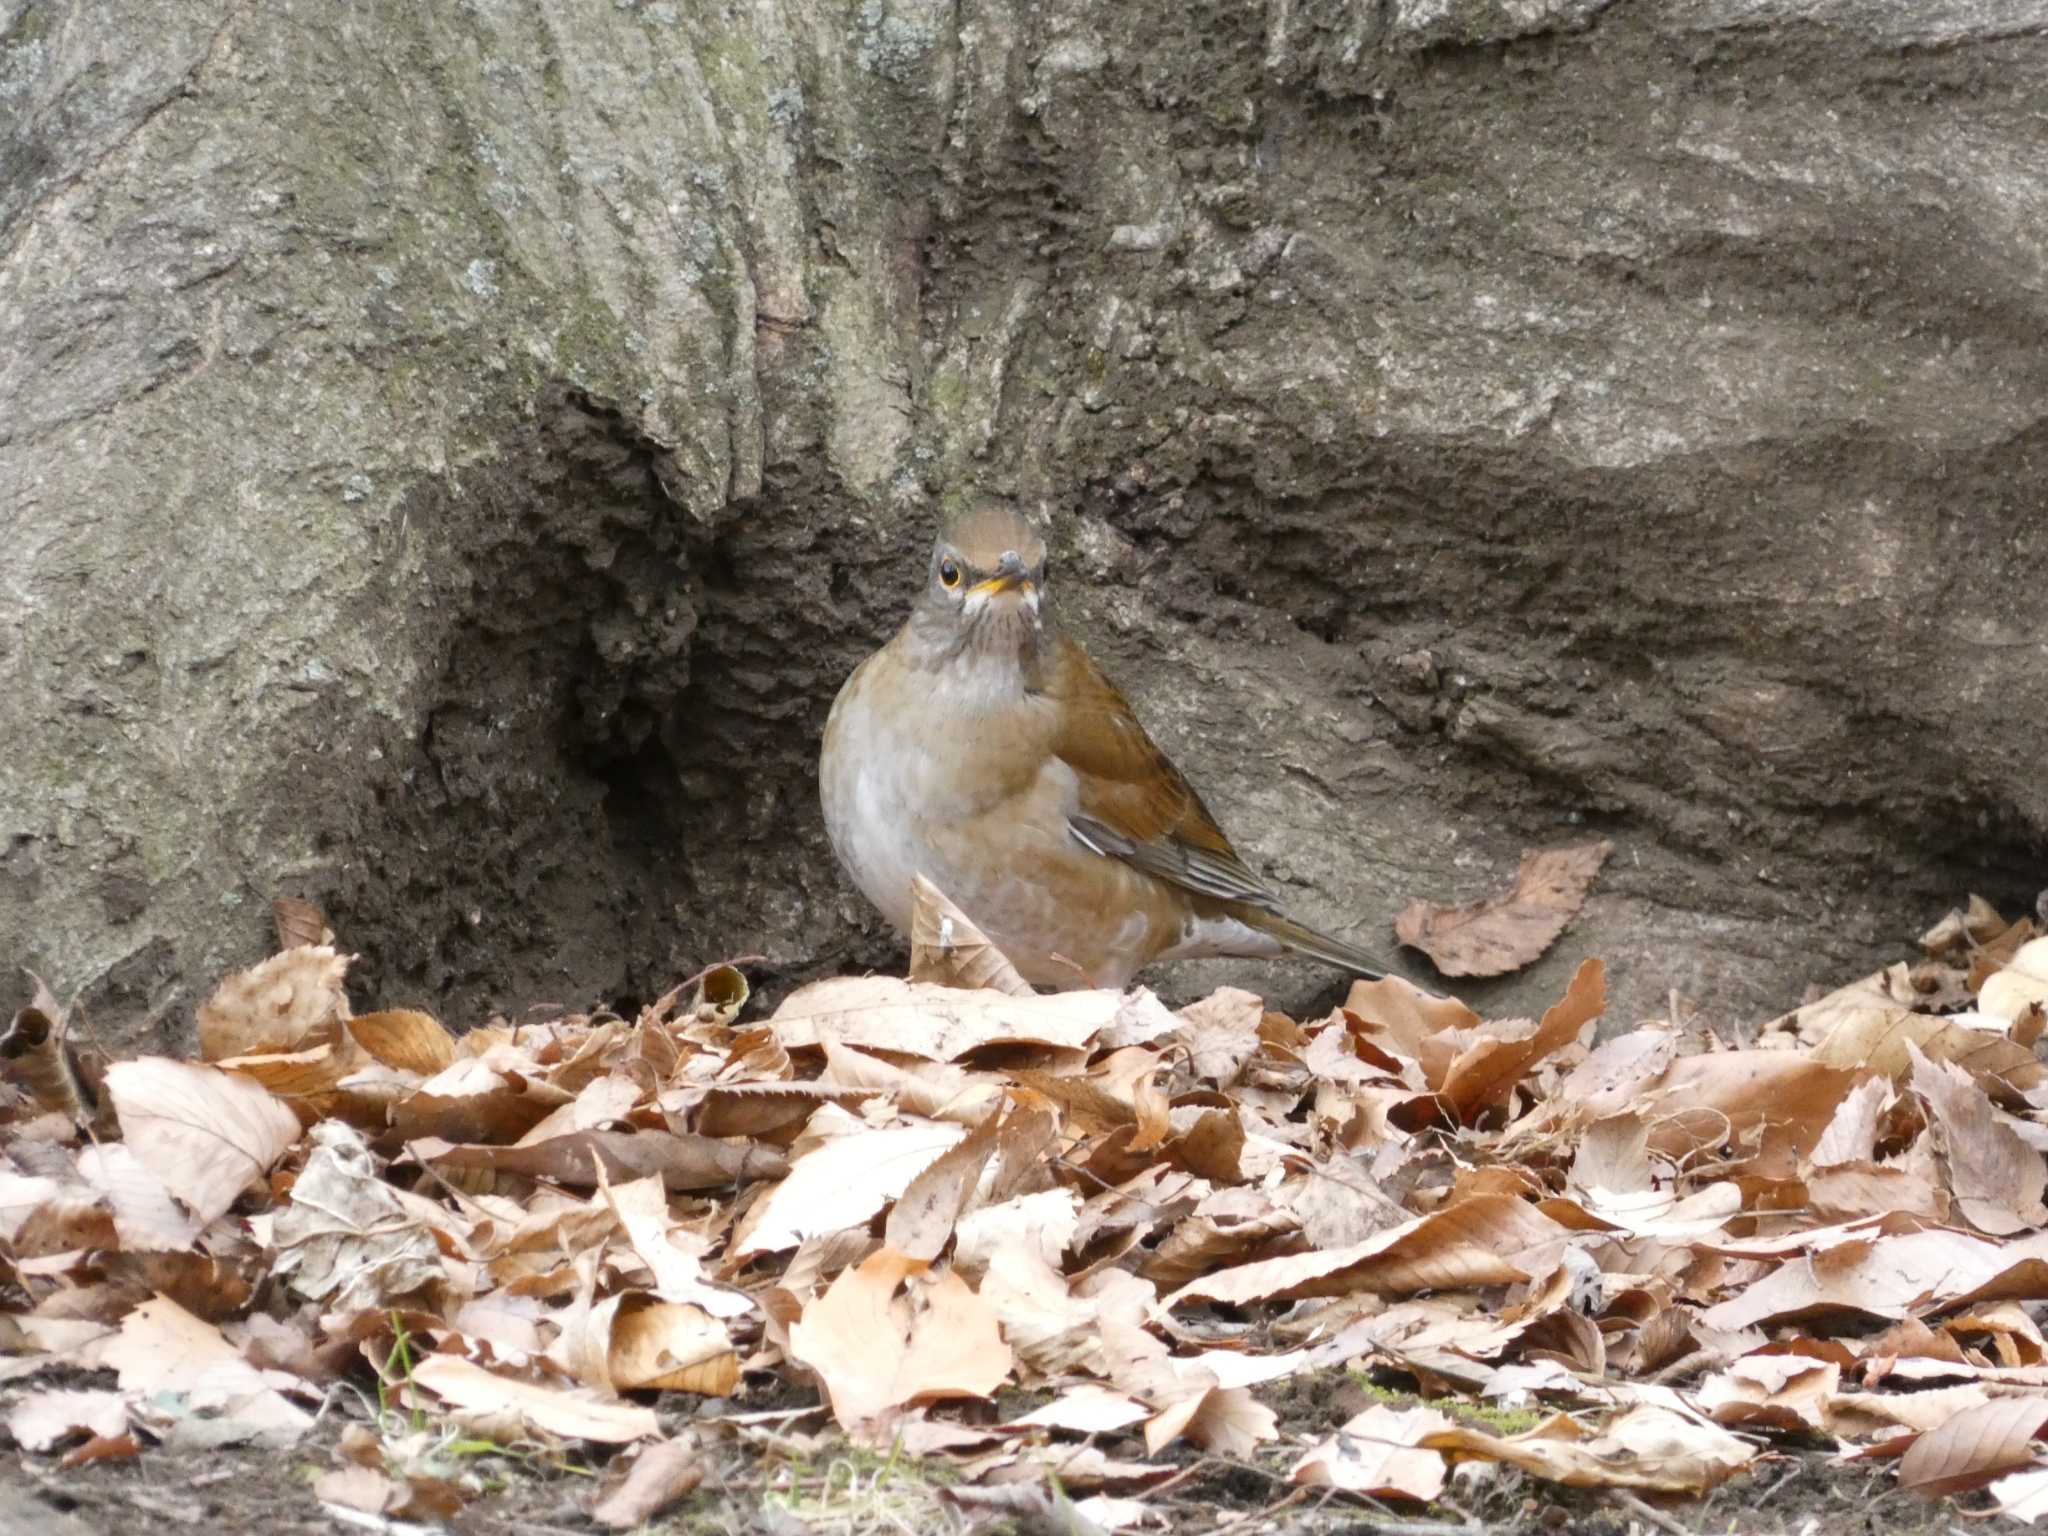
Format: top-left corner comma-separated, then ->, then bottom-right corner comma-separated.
735,1119 -> 968,1257
94,1294 -> 281,1397
786,1246 -> 1013,1436
313,1466 -> 402,1515
1829,1383 -> 1993,1437
410,1354 -> 659,1443
211,1043 -> 363,1124
270,1121 -> 443,1310
1897,1395 -> 2048,1496
105,1058 -> 301,1227
427,1128 -> 784,1192
1702,1228 -> 2048,1331
607,1302 -> 738,1394
5,1388 -> 130,1452
1568,1113 -> 1652,1199
1341,976 -> 1481,1082
772,976 -> 1118,1059
90,1295 -> 313,1446
1558,1027 -> 1677,1117
1004,1386 -> 1150,1435
387,1058 -> 566,1144
1292,1405 -> 1454,1499
1142,1191 -> 1302,1291
1072,1495 -> 1159,1532
1165,1193 -> 1572,1308
1981,936 -> 2048,1025
1278,1162 -> 1400,1254
1799,966 -> 2044,1093
954,1189 -> 1081,1279
1177,1386 -> 1278,1458
978,1242 -> 1108,1378
1099,988 -> 1181,1050
1695,1356 -> 1838,1432
1640,1050 -> 1859,1163
1421,1404 -> 1755,1492
75,1142 -> 203,1251
910,874 -> 1035,996
1812,1076 -> 1891,1167
601,1176 -> 752,1318
1989,1465 -> 2048,1523
1395,840 -> 1610,977
1910,1044 -> 2048,1234
886,1110 -> 1003,1261
941,1483 -> 1111,1536
813,1038 -> 994,1122
196,945 -> 350,1061
591,1436 -> 706,1529
1805,1162 -> 1945,1222
1174,988 -> 1263,1084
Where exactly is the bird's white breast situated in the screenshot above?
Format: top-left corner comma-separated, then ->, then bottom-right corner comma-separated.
820,644 -> 1073,939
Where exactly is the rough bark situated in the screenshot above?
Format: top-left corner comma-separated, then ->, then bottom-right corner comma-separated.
3,0 -> 2044,1048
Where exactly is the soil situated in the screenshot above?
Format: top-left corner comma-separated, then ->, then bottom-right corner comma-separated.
0,1371 -> 1975,1536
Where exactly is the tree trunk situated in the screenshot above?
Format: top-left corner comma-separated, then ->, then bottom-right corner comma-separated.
4,0 -> 2044,1046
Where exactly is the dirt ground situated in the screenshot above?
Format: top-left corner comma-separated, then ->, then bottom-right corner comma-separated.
0,1370 -> 1977,1536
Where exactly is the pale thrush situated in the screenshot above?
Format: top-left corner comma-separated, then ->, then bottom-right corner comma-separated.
820,504 -> 1390,990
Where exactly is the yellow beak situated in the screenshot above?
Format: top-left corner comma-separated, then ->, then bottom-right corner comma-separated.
969,553 -> 1035,598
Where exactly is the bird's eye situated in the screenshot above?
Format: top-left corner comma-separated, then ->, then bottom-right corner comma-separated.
938,556 -> 962,589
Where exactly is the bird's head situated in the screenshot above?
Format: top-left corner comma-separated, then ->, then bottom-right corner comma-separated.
908,504 -> 1049,670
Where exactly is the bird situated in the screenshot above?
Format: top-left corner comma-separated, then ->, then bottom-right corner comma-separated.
819,503 -> 1393,991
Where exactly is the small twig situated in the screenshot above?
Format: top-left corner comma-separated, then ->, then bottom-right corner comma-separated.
1612,1488 -> 1693,1536
1135,1454 -> 1218,1502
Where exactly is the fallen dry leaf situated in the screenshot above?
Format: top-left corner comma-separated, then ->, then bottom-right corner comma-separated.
1395,840 -> 1612,978
1909,1044 -> 2048,1235
1897,1394 -> 2048,1497
104,1059 -> 301,1230
886,1109 -> 1004,1261
271,896 -> 336,951
786,1246 -> 1013,1438
1165,1193 -> 1572,1308
196,945 -> 351,1061
91,1295 -> 313,1447
14,885 -> 2048,1522
271,1121 -> 444,1310
1292,1404 -> 1455,1499
410,1354 -> 659,1443
1421,1403 -> 1756,1492
910,875 -> 1035,996
771,976 -> 1117,1060
5,1387 -> 130,1452
1981,936 -> 2048,1026
591,1435 -> 706,1528
425,1127 -> 784,1192
1989,1464 -> 2048,1523
736,1117 -> 967,1257
1438,958 -> 1605,1122
0,975 -> 100,1124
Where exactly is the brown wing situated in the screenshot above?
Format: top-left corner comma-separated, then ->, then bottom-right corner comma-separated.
1043,637 -> 1279,911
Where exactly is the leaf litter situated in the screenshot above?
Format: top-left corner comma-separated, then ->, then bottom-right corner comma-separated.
4,888 -> 2048,1529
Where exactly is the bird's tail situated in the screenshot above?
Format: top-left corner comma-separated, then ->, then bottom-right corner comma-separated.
1241,909 -> 1393,981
